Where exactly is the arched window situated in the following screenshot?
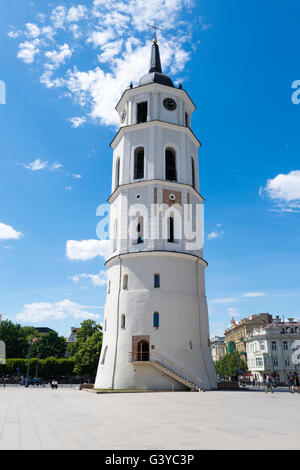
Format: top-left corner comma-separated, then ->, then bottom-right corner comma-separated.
154,274 -> 160,288
165,148 -> 177,181
153,312 -> 160,329
168,216 -> 175,243
121,314 -> 126,329
115,157 -> 120,188
191,157 -> 195,189
123,274 -> 128,290
136,214 -> 144,244
101,346 -> 108,365
134,147 -> 144,180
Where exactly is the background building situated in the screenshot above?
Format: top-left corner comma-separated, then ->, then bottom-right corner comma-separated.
245,317 -> 300,384
210,336 -> 226,362
224,313 -> 272,360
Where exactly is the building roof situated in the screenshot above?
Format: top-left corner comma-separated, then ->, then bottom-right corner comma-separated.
139,39 -> 174,88
34,327 -> 55,334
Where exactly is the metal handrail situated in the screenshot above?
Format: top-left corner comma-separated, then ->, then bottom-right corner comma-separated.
150,351 -> 202,387
128,351 -> 202,387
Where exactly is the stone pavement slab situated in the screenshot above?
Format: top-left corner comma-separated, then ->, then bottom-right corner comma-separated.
0,387 -> 299,450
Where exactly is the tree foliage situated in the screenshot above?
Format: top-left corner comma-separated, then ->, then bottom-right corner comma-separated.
0,320 -> 37,358
0,357 -> 75,379
72,320 -> 103,380
31,331 -> 67,359
215,352 -> 248,379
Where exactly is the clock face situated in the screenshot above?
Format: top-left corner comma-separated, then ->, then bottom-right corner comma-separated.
120,109 -> 127,123
163,97 -> 177,111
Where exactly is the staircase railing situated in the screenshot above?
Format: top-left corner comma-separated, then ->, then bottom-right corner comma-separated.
128,350 -> 202,389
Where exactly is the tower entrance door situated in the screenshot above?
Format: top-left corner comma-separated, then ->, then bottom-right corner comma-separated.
132,335 -> 150,362
137,340 -> 149,361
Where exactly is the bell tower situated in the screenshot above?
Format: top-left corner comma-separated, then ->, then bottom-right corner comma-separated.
95,38 -> 217,391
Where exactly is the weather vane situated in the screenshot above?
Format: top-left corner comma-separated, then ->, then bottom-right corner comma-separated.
147,20 -> 162,42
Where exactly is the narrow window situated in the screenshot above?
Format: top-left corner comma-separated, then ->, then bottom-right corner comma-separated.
191,157 -> 195,189
113,219 -> 117,252
134,147 -> 144,180
168,217 -> 174,243
107,280 -> 111,294
101,346 -> 108,365
137,101 -> 148,123
104,319 -> 107,331
185,112 -> 189,127
115,158 -> 120,188
154,274 -> 160,288
121,314 -> 125,329
123,274 -> 128,290
165,148 -> 177,181
153,312 -> 159,329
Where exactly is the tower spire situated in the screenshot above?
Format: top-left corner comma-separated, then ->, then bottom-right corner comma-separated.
147,21 -> 162,73
149,39 -> 162,74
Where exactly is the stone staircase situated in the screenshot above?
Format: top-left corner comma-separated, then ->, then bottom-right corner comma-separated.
151,360 -> 203,392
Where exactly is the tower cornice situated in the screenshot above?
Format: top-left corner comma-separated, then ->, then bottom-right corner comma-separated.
115,82 -> 196,114
110,120 -> 201,149
107,179 -> 205,204
105,250 -> 208,269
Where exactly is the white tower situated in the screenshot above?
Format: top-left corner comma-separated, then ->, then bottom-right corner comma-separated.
95,39 -> 217,391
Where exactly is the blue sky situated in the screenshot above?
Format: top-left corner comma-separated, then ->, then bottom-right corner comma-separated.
1,0 -> 300,337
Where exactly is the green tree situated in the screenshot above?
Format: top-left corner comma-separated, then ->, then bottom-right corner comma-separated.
215,352 -> 247,380
31,331 -> 67,359
73,330 -> 103,380
76,320 -> 102,342
0,320 -> 37,358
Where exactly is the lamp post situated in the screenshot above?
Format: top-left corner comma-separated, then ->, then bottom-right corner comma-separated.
25,339 -> 33,387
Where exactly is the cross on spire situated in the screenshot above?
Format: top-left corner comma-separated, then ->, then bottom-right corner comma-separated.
147,20 -> 162,42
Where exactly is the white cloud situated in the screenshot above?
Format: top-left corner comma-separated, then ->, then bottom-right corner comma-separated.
0,223 -> 23,240
69,117 -> 86,128
67,5 -> 87,22
24,158 -> 48,171
45,43 -> 72,69
260,170 -> 300,212
209,298 -> 239,304
227,307 -> 240,318
242,292 -> 266,298
69,270 -> 107,287
17,39 -> 40,64
16,299 -> 100,322
10,0 -> 195,127
73,174 -> 82,179
65,186 -> 73,191
207,230 -> 224,240
51,6 -> 67,29
87,28 -> 116,47
23,159 -> 62,171
66,239 -> 110,261
26,23 -> 40,38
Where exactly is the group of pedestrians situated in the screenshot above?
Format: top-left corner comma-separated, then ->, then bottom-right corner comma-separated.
51,380 -> 59,390
287,372 -> 300,394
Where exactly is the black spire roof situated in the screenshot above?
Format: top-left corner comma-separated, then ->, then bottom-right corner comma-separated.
139,39 -> 174,88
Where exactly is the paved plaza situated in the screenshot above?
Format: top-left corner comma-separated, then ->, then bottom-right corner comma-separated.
0,387 -> 299,450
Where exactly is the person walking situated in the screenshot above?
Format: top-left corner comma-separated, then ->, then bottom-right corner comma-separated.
288,372 -> 295,394
265,374 -> 273,394
294,373 -> 300,394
